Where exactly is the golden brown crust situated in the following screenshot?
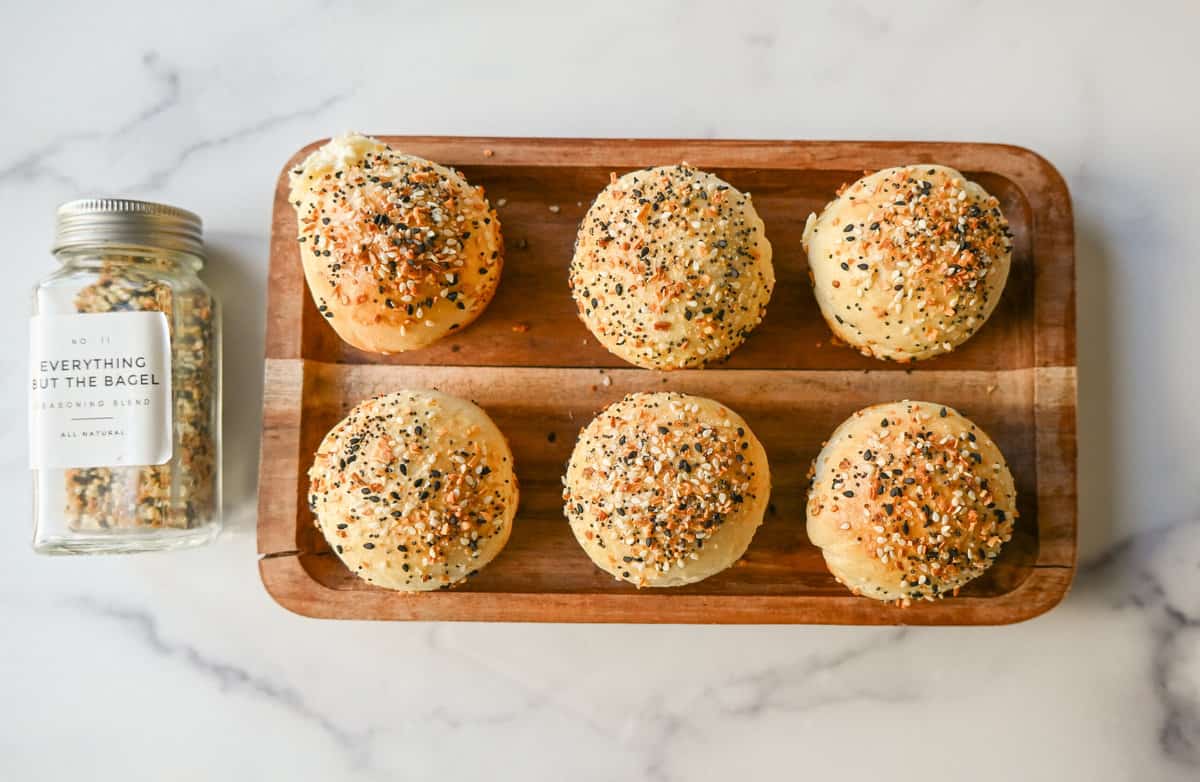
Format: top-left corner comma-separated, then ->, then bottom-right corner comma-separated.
290,134 -> 503,353
569,165 -> 774,370
308,390 -> 518,591
806,401 -> 1017,604
803,165 -> 1012,362
563,392 -> 770,587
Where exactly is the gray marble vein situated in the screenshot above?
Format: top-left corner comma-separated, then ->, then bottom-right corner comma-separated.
109,51 -> 182,136
66,596 -> 377,768
0,132 -> 97,189
1085,519 -> 1200,768
0,51 -> 181,189
61,596 -> 553,774
0,54 -> 352,195
127,90 -> 356,192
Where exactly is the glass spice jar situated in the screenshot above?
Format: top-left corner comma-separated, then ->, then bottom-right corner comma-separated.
30,199 -> 221,553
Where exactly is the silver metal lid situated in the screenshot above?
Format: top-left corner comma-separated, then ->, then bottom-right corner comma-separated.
53,198 -> 204,259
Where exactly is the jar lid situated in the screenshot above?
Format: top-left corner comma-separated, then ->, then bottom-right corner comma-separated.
53,198 -> 204,259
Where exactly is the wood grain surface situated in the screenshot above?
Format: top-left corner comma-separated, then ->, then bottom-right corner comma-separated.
258,137 -> 1077,624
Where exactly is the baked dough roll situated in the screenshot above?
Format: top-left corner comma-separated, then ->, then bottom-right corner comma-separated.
289,133 -> 503,353
806,400 -> 1017,604
308,390 -> 518,591
803,165 -> 1012,362
563,392 -> 770,587
570,165 -> 774,370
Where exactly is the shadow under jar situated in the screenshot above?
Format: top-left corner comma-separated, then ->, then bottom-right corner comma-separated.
30,199 -> 221,554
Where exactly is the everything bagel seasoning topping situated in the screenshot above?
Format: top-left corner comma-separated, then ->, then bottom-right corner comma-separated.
803,165 -> 1013,361
308,391 -> 514,589
569,164 -> 774,369
807,401 -> 1016,604
563,393 -> 763,583
290,134 -> 501,335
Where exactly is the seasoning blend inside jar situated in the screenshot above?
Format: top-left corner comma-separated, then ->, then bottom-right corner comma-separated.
30,199 -> 221,553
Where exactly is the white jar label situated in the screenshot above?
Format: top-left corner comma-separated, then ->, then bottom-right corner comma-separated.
29,312 -> 173,469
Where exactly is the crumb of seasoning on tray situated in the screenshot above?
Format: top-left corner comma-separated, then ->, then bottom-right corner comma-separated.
548,204 -> 560,213
496,198 -> 507,207
483,148 -> 494,157
511,322 -> 530,333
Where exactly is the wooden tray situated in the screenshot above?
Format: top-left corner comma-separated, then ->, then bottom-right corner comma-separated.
258,137 -> 1077,624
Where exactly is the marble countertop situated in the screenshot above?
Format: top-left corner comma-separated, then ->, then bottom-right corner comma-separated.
3,2 -> 1198,779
